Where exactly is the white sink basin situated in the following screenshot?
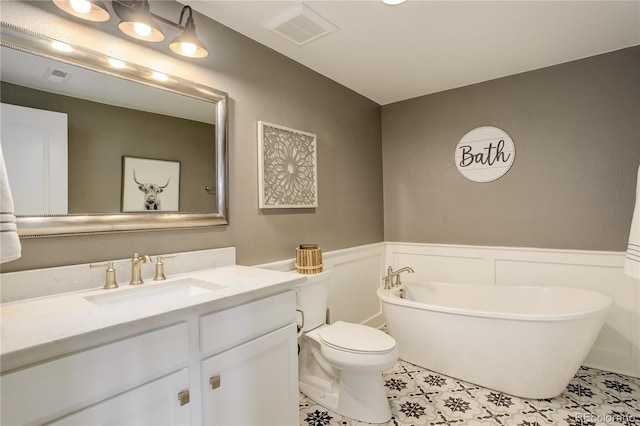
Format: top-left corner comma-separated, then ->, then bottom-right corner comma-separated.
84,278 -> 227,308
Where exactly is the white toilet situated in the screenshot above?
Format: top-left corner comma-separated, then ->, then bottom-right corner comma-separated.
296,271 -> 398,424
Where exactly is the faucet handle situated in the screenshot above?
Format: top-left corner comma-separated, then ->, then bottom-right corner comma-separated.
394,274 -> 403,286
382,275 -> 391,289
90,262 -> 119,289
154,255 -> 176,281
383,266 -> 393,290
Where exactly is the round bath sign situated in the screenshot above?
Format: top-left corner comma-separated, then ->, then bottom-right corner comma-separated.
455,126 -> 515,183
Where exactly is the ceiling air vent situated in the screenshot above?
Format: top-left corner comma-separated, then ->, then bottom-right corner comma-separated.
264,3 -> 338,46
43,67 -> 71,84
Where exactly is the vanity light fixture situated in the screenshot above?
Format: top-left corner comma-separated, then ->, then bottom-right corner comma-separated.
52,0 -> 209,58
52,0 -> 110,22
382,0 -> 407,4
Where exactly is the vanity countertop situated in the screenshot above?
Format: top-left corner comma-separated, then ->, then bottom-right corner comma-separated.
0,265 -> 305,372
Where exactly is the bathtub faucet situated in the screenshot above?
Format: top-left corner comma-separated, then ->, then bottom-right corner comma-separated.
383,266 -> 414,289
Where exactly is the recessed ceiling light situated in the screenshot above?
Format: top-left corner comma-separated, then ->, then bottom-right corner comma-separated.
383,0 -> 407,5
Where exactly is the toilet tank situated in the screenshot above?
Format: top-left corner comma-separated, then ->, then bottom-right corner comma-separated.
295,270 -> 331,332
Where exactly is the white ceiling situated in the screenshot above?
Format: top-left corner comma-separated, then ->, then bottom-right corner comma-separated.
183,0 -> 640,105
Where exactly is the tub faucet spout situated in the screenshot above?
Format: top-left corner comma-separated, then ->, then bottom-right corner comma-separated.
383,266 -> 414,289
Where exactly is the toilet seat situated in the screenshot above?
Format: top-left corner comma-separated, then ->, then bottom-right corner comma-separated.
318,321 -> 396,354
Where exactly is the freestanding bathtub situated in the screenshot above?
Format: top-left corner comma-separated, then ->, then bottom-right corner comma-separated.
377,281 -> 613,399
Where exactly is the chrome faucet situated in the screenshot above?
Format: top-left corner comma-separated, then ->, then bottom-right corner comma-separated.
383,266 -> 415,289
130,253 -> 152,285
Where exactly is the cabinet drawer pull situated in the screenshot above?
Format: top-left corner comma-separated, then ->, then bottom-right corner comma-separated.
178,389 -> 190,406
210,375 -> 221,390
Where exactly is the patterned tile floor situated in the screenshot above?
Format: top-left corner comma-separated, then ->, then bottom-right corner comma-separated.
299,361 -> 640,426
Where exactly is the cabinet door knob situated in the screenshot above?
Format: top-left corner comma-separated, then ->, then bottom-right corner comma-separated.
178,389 -> 190,406
210,375 -> 221,390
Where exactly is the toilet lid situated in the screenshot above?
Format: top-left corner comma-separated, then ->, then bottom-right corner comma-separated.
318,321 -> 396,353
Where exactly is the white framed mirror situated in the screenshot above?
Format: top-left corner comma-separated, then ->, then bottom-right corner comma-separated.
0,22 -> 228,237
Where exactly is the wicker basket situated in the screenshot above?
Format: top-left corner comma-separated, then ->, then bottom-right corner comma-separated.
295,244 -> 323,274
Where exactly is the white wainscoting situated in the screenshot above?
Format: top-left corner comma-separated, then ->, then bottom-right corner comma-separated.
386,242 -> 640,378
255,243 -> 387,328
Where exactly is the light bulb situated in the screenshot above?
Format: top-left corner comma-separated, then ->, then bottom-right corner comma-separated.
53,0 -> 110,22
180,42 -> 197,56
51,41 -> 73,52
134,22 -> 152,37
152,71 -> 168,81
108,58 -> 126,69
70,0 -> 91,14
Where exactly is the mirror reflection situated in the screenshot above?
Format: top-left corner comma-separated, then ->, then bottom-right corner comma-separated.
1,45 -> 217,215
0,23 -> 228,236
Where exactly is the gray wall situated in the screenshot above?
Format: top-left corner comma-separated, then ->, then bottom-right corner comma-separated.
382,46 -> 640,251
0,1 -> 383,272
2,1 -> 637,274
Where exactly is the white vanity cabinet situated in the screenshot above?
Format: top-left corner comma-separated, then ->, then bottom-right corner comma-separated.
51,368 -> 191,425
201,324 -> 298,425
1,323 -> 189,425
1,288 -> 300,426
199,291 -> 298,425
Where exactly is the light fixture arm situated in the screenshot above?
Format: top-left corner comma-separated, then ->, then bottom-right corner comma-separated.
150,13 -> 183,31
177,6 -> 195,30
112,0 -> 188,31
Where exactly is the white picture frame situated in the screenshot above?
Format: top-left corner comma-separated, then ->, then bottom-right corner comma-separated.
122,156 -> 180,212
258,121 -> 318,209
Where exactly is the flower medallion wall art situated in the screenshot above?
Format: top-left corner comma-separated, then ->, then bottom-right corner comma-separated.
258,121 -> 318,209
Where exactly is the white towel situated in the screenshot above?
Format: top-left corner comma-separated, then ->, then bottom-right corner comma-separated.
625,165 -> 640,279
0,143 -> 21,264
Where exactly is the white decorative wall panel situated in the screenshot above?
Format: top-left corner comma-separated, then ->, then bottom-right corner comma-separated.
392,252 -> 491,285
326,250 -> 384,326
